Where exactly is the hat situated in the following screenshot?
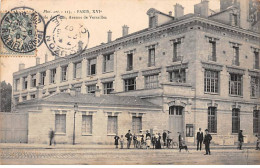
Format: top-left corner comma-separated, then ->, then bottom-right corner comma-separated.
205,129 -> 209,131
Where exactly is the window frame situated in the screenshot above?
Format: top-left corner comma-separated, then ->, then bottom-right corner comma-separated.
103,82 -> 113,94
82,115 -> 93,135
103,53 -> 114,73
55,114 -> 66,134
169,69 -> 186,83
74,61 -> 82,79
229,73 -> 243,96
124,78 -> 136,92
50,68 -> 57,84
61,65 -> 68,82
107,116 -> 118,135
208,107 -> 217,133
132,116 -> 142,134
145,74 -> 159,89
148,48 -> 155,67
232,108 -> 240,134
88,58 -> 97,76
204,70 -> 219,94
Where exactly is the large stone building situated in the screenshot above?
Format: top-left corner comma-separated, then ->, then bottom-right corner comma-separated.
13,0 -> 260,145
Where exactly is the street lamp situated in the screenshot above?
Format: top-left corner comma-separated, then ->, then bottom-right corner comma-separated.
73,103 -> 78,145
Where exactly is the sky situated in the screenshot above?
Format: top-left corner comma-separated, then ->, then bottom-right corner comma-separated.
0,0 -> 220,85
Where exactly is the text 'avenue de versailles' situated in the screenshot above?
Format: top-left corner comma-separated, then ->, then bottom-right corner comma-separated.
11,0 -> 260,145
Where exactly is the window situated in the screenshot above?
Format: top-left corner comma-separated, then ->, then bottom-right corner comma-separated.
88,58 -> 97,75
107,116 -> 117,134
148,48 -> 155,67
229,74 -> 242,96
30,94 -> 36,99
60,89 -> 68,93
103,82 -> 113,94
87,85 -> 96,94
55,114 -> 66,133
232,108 -> 240,133
82,115 -> 92,134
173,42 -> 181,62
40,71 -> 46,85
50,68 -> 56,84
61,65 -> 68,81
208,107 -> 217,133
103,53 -> 114,73
232,46 -> 239,66
74,62 -> 82,78
23,76 -> 28,89
186,124 -> 194,137
254,51 -> 259,69
124,78 -> 136,91
169,106 -> 183,115
14,79 -> 19,91
209,41 -> 216,61
145,74 -> 159,89
31,74 -> 36,87
75,87 -> 81,96
204,70 -> 219,93
127,53 -> 133,71
149,16 -> 156,28
251,76 -> 260,98
169,69 -> 186,83
22,96 -> 27,101
253,110 -> 259,134
132,116 -> 142,134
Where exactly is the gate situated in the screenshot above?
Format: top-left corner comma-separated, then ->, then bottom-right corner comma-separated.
0,112 -> 28,143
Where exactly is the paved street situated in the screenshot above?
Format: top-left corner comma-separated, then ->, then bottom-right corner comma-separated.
0,146 -> 260,165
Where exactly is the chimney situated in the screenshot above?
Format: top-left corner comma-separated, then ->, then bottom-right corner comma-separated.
69,85 -> 76,97
122,25 -> 129,37
36,57 -> 40,65
19,63 -> 25,71
174,3 -> 184,18
169,11 -> 172,16
239,0 -> 250,29
95,86 -> 101,97
45,53 -> 48,63
194,0 -> 209,17
107,30 -> 112,43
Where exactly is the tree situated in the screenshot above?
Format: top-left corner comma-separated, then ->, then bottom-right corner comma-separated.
0,81 -> 12,112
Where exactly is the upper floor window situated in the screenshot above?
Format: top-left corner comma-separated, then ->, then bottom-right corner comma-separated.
74,62 -> 82,79
127,53 -> 133,71
30,94 -> 36,99
148,48 -> 155,67
145,74 -> 159,89
208,107 -> 217,133
87,85 -> 96,94
209,41 -> 216,61
103,53 -> 114,73
254,51 -> 259,69
169,69 -> 186,83
232,46 -> 239,66
204,70 -> 219,93
250,76 -> 259,98
124,78 -> 136,92
14,79 -> 20,91
31,74 -> 36,87
229,73 -> 242,96
103,82 -> 113,94
61,65 -> 68,82
50,68 -> 56,84
40,71 -> 46,85
88,58 -> 97,75
173,42 -> 182,62
23,76 -> 28,90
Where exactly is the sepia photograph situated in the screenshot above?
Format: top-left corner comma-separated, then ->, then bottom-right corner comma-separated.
0,0 -> 259,165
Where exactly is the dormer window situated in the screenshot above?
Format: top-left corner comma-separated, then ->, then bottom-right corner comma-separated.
149,16 -> 156,28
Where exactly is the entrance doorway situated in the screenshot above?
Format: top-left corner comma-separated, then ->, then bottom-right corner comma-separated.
169,106 -> 184,142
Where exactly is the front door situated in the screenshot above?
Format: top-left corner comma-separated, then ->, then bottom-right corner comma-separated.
169,106 -> 183,142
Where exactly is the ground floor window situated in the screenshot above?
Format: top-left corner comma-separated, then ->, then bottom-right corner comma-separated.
55,114 -> 66,133
253,110 -> 259,134
208,107 -> 217,133
186,124 -> 193,137
132,116 -> 142,134
107,116 -> 117,134
232,108 -> 240,133
82,115 -> 92,134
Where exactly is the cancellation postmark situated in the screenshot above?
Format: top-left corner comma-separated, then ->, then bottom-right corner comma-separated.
0,7 -> 44,57
44,15 -> 90,57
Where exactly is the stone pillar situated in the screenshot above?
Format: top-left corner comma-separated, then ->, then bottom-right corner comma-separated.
56,66 -> 61,85
68,62 -> 74,81
82,58 -> 87,78
45,69 -> 50,86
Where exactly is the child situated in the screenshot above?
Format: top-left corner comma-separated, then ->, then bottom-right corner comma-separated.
120,135 -> 124,149
146,136 -> 151,149
114,134 -> 120,149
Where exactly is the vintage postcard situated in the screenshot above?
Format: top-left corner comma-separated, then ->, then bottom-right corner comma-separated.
0,0 -> 260,165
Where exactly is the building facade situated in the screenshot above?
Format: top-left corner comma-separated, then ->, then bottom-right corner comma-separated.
13,0 -> 260,145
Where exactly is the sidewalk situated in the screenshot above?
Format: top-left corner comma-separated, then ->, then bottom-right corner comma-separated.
0,143 -> 257,150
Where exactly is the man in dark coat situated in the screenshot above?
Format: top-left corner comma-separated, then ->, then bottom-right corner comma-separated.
197,128 -> 203,151
203,129 -> 212,155
125,130 -> 132,149
162,130 -> 167,147
49,128 -> 55,146
238,130 -> 244,150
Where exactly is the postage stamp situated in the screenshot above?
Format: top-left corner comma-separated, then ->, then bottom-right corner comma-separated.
0,7 -> 44,57
44,15 -> 90,57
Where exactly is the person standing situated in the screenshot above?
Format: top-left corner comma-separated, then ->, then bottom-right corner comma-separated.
125,130 -> 132,149
162,130 -> 167,147
114,134 -> 120,149
197,128 -> 203,151
133,134 -> 137,148
203,129 -> 212,155
146,130 -> 151,139
238,130 -> 244,150
49,128 -> 55,146
120,135 -> 124,149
